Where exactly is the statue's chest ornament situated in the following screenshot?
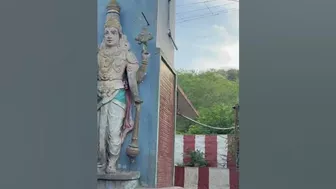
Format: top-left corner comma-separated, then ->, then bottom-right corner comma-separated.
112,58 -> 124,73
98,50 -> 125,74
98,56 -> 113,76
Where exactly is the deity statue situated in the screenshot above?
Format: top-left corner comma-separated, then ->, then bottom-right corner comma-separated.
97,0 -> 150,174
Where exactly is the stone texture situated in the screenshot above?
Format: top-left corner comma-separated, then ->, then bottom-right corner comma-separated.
97,179 -> 139,189
97,171 -> 140,181
97,171 -> 141,189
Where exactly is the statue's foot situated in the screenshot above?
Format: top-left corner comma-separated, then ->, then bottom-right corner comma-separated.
106,164 -> 117,174
97,164 -> 106,174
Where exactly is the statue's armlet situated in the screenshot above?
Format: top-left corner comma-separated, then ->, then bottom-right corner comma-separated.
126,51 -> 139,73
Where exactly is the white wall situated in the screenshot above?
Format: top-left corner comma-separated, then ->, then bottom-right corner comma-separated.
156,0 -> 176,67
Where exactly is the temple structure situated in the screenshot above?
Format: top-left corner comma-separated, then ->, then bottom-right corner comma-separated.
97,0 -> 197,188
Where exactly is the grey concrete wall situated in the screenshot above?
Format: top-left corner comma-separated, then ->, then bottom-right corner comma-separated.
156,0 -> 176,67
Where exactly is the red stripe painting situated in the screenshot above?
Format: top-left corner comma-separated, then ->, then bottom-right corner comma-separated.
205,135 -> 218,167
183,135 -> 195,164
174,135 -> 239,189
174,166 -> 232,189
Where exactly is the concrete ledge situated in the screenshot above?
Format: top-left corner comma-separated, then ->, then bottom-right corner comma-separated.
97,171 -> 140,181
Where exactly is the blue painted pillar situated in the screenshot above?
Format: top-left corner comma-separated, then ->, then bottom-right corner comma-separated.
97,0 -> 160,187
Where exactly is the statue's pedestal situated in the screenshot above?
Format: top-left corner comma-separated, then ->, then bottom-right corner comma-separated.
97,171 -> 140,189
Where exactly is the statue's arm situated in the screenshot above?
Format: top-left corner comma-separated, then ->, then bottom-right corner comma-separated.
97,49 -> 102,98
126,51 -> 142,104
137,51 -> 150,83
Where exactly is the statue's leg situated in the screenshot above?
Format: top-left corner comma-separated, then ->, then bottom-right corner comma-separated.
106,100 -> 126,173
97,106 -> 108,173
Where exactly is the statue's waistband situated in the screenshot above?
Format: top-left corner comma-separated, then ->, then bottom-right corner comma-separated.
97,80 -> 124,89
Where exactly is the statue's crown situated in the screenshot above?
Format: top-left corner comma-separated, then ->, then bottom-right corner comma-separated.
104,17 -> 121,30
106,0 -> 120,14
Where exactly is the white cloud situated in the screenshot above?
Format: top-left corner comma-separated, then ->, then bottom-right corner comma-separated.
191,40 -> 239,70
213,25 -> 226,31
176,0 -> 239,70
212,24 -> 237,44
188,1 -> 239,71
224,41 -> 239,69
191,23 -> 239,71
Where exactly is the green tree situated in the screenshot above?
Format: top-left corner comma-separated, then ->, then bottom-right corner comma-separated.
226,69 -> 239,82
176,69 -> 239,134
187,104 -> 234,134
177,70 -> 239,109
176,116 -> 191,134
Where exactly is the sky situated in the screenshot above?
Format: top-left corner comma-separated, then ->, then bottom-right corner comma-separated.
174,0 -> 239,71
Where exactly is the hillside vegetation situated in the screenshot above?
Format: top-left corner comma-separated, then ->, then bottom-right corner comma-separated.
177,69 -> 239,134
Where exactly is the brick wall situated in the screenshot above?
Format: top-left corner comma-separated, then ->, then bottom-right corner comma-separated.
157,61 -> 176,187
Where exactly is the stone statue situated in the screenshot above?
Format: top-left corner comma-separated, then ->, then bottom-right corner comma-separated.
97,0 -> 150,174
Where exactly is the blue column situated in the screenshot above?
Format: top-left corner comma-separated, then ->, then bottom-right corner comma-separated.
97,0 -> 160,187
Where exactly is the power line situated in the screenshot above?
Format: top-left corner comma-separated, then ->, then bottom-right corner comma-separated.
176,3 -> 234,15
178,113 -> 236,131
176,0 -> 223,7
176,8 -> 238,24
177,9 -> 226,21
204,1 -> 214,15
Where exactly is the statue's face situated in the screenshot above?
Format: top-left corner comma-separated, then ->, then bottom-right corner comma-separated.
104,27 -> 119,47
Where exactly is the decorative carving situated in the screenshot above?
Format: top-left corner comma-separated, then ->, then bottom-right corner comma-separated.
135,27 -> 153,83
125,104 -> 141,161
106,0 -> 120,14
135,27 -> 153,52
125,28 -> 153,161
97,0 -> 150,175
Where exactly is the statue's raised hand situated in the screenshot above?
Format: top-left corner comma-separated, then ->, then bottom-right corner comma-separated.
141,50 -> 150,62
134,95 -> 143,104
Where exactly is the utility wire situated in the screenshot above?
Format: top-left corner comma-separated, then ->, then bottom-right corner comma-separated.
177,8 -> 238,24
176,3 -> 233,15
177,9 -> 226,22
176,0 -> 224,7
204,1 -> 214,15
177,8 -> 237,21
178,113 -> 236,131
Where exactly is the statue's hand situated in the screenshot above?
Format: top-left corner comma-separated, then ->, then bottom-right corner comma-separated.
134,96 -> 143,104
141,51 -> 150,61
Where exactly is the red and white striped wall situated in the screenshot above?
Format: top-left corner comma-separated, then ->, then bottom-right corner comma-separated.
174,135 -> 239,189
175,135 -> 233,168
174,167 -> 234,189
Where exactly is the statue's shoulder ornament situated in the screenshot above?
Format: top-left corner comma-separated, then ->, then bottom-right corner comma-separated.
125,50 -> 139,73
126,50 -> 138,65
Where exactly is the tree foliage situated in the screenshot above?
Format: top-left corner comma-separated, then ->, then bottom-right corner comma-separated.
177,69 -> 239,134
187,104 -> 234,135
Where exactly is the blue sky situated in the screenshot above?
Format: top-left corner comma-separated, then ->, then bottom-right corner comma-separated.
174,0 -> 239,70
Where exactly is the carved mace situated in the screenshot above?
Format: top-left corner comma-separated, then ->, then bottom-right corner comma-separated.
126,27 -> 153,162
